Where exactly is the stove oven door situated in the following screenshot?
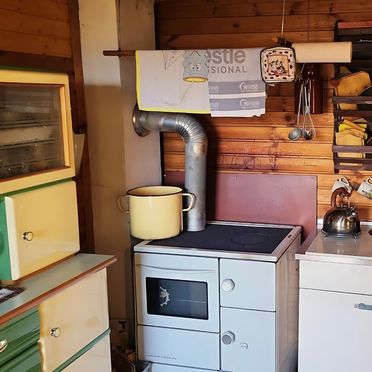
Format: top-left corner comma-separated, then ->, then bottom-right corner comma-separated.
134,252 -> 219,332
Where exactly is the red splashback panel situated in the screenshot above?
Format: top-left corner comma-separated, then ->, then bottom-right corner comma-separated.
164,171 -> 317,242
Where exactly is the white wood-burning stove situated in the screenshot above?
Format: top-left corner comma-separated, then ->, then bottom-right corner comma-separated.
133,221 -> 301,372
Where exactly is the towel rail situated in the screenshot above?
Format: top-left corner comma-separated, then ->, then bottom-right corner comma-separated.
103,49 -> 135,57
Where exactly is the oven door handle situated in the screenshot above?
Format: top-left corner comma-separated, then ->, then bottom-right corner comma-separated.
136,264 -> 216,274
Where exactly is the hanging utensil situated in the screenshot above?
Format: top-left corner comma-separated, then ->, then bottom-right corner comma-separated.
288,81 -> 304,141
302,82 -> 316,140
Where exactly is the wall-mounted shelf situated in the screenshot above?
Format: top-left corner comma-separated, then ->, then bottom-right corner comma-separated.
332,22 -> 372,172
332,96 -> 372,171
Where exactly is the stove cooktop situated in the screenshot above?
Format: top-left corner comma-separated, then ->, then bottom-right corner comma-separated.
147,223 -> 293,254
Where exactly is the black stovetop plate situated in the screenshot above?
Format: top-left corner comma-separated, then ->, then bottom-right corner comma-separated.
147,224 -> 292,254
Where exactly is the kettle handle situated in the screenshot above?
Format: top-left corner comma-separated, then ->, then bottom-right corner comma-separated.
331,187 -> 351,207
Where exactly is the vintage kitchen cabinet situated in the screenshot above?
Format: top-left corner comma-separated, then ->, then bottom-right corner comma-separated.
0,69 -> 75,195
0,180 -> 80,281
297,226 -> 372,372
0,68 -> 113,371
0,254 -> 116,372
0,308 -> 40,371
0,68 -> 79,282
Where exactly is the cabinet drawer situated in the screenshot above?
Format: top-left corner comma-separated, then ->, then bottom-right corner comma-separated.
0,343 -> 40,372
0,309 -> 39,367
62,333 -> 111,372
300,260 -> 372,295
137,325 -> 220,370
0,181 -> 80,280
38,269 -> 109,371
220,259 -> 276,311
221,307 -> 275,372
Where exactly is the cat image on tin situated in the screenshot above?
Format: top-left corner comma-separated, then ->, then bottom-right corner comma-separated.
268,55 -> 289,77
183,50 -> 208,82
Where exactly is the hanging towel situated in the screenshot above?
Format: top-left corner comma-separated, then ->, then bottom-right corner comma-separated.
135,50 -> 210,114
135,49 -> 266,117
207,48 -> 266,117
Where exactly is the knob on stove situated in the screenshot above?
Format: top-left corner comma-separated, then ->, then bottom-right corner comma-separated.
222,331 -> 235,345
221,279 -> 235,292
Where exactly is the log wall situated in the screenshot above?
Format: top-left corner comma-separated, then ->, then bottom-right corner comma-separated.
155,0 -> 372,221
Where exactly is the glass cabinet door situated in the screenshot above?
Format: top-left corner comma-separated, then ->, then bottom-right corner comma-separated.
0,70 -> 75,194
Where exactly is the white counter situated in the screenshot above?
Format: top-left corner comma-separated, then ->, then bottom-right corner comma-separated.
296,225 -> 372,265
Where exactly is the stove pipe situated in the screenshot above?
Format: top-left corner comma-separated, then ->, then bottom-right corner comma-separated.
132,105 -> 207,231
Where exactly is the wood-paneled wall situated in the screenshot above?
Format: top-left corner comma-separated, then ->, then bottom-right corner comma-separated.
0,0 -> 94,251
0,0 -> 71,57
155,0 -> 372,221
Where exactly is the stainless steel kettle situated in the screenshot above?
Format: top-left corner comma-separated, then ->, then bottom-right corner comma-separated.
322,187 -> 361,237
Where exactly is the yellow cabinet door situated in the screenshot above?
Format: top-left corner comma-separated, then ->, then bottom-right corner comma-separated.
38,269 -> 109,372
5,181 -> 79,280
64,334 -> 112,372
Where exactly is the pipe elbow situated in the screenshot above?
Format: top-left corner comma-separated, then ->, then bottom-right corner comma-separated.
164,113 -> 207,144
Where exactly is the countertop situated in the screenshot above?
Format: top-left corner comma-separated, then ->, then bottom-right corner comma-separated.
0,253 -> 116,325
296,225 -> 372,265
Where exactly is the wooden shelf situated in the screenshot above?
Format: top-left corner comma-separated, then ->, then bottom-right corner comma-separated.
332,22 -> 372,173
332,98 -> 372,172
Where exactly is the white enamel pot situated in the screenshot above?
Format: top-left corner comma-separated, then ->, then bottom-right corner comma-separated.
118,186 -> 195,240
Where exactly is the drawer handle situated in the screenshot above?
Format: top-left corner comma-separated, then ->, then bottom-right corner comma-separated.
354,303 -> 372,311
50,327 -> 61,338
0,340 -> 8,353
22,231 -> 34,241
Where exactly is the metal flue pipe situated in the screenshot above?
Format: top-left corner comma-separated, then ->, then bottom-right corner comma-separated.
132,105 -> 207,231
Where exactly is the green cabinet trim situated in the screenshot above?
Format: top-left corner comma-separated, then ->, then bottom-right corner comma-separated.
0,308 -> 40,367
54,328 -> 111,372
1,178 -> 73,198
0,199 -> 11,280
0,343 -> 40,372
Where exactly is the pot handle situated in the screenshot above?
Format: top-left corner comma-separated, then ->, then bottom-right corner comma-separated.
182,193 -> 196,212
117,195 -> 129,213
